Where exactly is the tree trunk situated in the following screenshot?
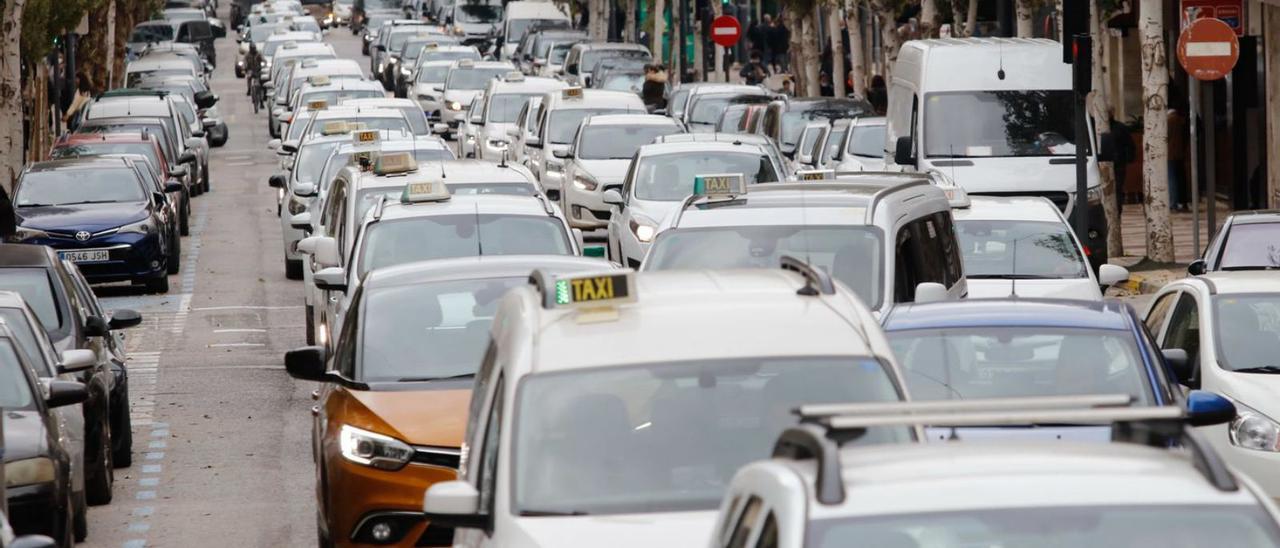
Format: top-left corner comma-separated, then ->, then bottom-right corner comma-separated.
965,0 -> 977,37
947,0 -> 966,36
1139,0 -> 1173,262
785,8 -> 802,81
624,0 -> 635,42
652,0 -> 665,68
1088,2 -> 1121,258
828,7 -> 845,97
0,0 -> 28,192
870,1 -> 900,78
800,10 -> 820,95
846,1 -> 866,96
1014,0 -> 1033,37
671,0 -> 682,83
1267,6 -> 1280,208
106,0 -> 117,89
919,0 -> 937,37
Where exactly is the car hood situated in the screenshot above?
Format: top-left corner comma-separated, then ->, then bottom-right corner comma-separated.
924,425 -> 1111,443
347,387 -> 470,448
456,22 -> 495,35
576,159 -> 629,185
414,83 -> 443,99
508,511 -> 716,547
1217,373 -> 1280,414
4,410 -> 50,462
17,202 -> 149,234
964,278 -> 1102,301
923,156 -> 1097,194
444,89 -> 480,106
632,199 -> 681,225
483,123 -> 516,140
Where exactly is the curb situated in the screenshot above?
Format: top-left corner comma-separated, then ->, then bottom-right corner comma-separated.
1115,271 -> 1172,295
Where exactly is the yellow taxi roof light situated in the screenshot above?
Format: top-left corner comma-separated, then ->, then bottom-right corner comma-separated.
796,169 -> 835,181
307,99 -> 329,110
562,87 -> 583,100
377,152 -> 421,177
400,179 -> 449,203
352,129 -> 380,145
550,271 -> 636,309
693,173 -> 747,200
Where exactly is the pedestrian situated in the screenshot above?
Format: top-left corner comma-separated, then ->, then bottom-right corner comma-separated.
819,72 -> 834,97
1167,105 -> 1188,211
63,74 -> 93,132
780,76 -> 794,97
766,14 -> 789,73
1107,111 -> 1134,212
642,64 -> 668,112
746,15 -> 766,58
739,52 -> 769,86
867,75 -> 887,115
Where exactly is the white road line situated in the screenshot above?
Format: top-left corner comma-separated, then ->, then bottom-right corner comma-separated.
213,328 -> 268,333
189,305 -> 303,311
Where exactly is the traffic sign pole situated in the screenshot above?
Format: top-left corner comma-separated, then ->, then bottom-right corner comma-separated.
1177,16 -> 1239,254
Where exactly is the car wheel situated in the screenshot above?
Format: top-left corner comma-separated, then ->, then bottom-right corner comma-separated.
180,197 -> 191,236
202,164 -> 211,193
85,410 -> 114,505
146,274 -> 171,294
235,66 -> 244,78
112,381 -> 133,468
167,231 -> 182,275
285,259 -> 304,280
73,489 -> 88,542
305,304 -> 315,345
56,486 -> 75,548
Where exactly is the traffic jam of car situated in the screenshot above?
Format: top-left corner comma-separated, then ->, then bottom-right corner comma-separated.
2,0 -> 1280,546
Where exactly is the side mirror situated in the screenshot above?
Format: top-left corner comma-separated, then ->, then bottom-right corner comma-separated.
653,108 -> 666,116
1097,264 -> 1129,286
83,316 -> 110,337
1188,259 -> 1207,276
602,189 -> 623,206
164,181 -> 184,194
506,127 -> 520,138
914,282 -> 948,304
527,138 -> 542,149
178,150 -> 197,165
1162,348 -> 1194,385
294,182 -> 318,197
191,126 -> 206,138
276,110 -> 292,124
422,481 -> 488,529
551,148 -> 570,159
195,90 -> 218,109
57,349 -> 97,374
281,140 -> 299,154
312,237 -> 340,267
169,166 -> 188,179
375,44 -> 386,52
45,380 -> 89,408
290,211 -> 312,230
893,135 -> 915,167
1185,390 -> 1236,427
268,174 -> 287,188
108,308 -> 143,330
314,266 -> 347,292
267,138 -> 282,151
284,346 -> 327,382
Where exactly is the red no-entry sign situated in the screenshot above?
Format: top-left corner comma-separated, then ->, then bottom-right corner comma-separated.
710,15 -> 741,48
1177,17 -> 1240,81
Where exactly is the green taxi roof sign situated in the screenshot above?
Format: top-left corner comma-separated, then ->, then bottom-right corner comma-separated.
796,169 -> 835,181
562,87 -> 583,100
400,179 -> 449,203
551,271 -> 635,309
693,173 -> 747,200
377,152 -> 420,177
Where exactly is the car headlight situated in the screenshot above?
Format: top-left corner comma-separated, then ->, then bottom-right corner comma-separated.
1229,403 -> 1280,452
13,227 -> 49,241
447,101 -> 463,111
573,174 -> 598,191
487,139 -> 508,148
546,159 -> 564,174
120,218 -> 157,234
1086,185 -> 1103,205
6,457 -> 55,487
454,25 -> 464,34
339,424 -> 413,470
629,215 -> 657,243
287,195 -> 308,216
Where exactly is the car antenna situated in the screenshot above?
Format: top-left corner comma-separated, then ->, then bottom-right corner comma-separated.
473,203 -> 483,255
498,148 -> 509,167
1009,233 -> 1020,298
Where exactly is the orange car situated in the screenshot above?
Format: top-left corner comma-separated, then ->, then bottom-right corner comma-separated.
286,255 -> 609,546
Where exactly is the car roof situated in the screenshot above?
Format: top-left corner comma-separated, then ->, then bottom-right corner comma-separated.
1196,271 -> 1280,295
55,132 -> 154,145
311,107 -> 404,120
488,76 -> 566,93
338,97 -> 419,108
572,42 -> 649,52
0,290 -> 34,309
27,157 -> 134,173
432,160 -> 536,182
581,113 -> 677,127
953,195 -> 1064,222
1224,210 -> 1280,225
265,31 -> 319,42
299,79 -> 385,93
127,58 -> 194,71
364,255 -> 608,291
371,193 -> 554,222
653,132 -> 772,146
544,88 -> 645,108
882,298 -> 1132,331
515,269 -> 879,373
638,138 -> 770,156
86,97 -> 174,119
334,136 -> 446,154
0,245 -> 57,268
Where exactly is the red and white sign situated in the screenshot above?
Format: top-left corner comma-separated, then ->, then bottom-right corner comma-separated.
1180,0 -> 1245,37
1176,17 -> 1240,81
710,15 -> 741,48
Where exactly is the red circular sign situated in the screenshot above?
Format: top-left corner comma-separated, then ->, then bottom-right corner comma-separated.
710,15 -> 741,48
1177,17 -> 1240,81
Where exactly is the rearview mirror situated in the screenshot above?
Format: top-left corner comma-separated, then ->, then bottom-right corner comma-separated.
1097,264 -> 1129,286
57,349 -> 97,374
311,237 -> 340,267
294,182 -> 317,197
45,380 -> 89,408
432,122 -> 449,134
1187,259 -> 1207,276
893,136 -> 915,167
164,181 -> 184,194
108,308 -> 143,330
602,189 -> 623,206
422,481 -> 488,529
914,282 -> 948,304
268,174 -> 287,188
83,316 -> 110,337
194,90 -> 219,109
1185,390 -> 1236,427
314,266 -> 347,292
281,140 -> 299,154
169,166 -> 188,179
267,138 -> 281,151
284,346 -> 327,382
178,150 -> 197,165
551,149 -> 570,159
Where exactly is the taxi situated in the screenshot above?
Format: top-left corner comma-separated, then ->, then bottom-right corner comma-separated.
337,97 -> 433,137
410,60 -> 466,127
640,173 -> 966,314
421,261 -> 910,547
283,254 -> 606,547
558,114 -> 683,230
472,72 -> 566,162
401,45 -> 481,100
283,78 -> 386,128
438,59 -> 517,137
527,87 -> 646,196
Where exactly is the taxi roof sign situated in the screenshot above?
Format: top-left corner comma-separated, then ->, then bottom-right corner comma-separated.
503,71 -> 525,82
377,152 -> 420,177
796,169 -> 835,181
400,179 -> 449,203
321,121 -> 350,135
282,41 -> 298,49
693,173 -> 747,200
352,129 -> 380,145
457,58 -> 476,68
562,87 -> 584,100
549,271 -> 635,310
307,99 -> 329,110
307,75 -> 332,86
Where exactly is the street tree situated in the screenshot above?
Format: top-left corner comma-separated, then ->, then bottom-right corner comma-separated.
1139,0 -> 1174,262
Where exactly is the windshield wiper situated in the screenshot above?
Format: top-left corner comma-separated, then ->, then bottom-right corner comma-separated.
66,200 -> 124,205
519,509 -> 590,516
16,203 -> 55,207
967,274 -> 1068,280
396,373 -> 476,382
1233,366 -> 1280,374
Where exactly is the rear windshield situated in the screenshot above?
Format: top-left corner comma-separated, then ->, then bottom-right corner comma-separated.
51,143 -> 163,175
358,215 -> 571,275
0,268 -> 61,331
131,24 -> 174,43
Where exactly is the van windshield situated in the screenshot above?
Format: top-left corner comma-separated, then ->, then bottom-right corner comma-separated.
924,90 -> 1077,158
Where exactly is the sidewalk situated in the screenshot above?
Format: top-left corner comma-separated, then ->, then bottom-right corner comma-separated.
1111,199 -> 1230,294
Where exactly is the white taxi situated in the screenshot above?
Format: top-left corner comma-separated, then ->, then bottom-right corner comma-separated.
527,87 -> 645,197
558,114 -> 682,230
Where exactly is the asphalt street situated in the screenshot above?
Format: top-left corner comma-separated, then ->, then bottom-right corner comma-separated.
76,14 -> 367,547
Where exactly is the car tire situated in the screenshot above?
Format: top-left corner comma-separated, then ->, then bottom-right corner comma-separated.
85,410 -> 114,505
202,164 -> 211,193
305,304 -> 315,345
56,486 -> 75,548
180,197 -> 191,236
112,381 -> 133,468
235,65 -> 244,78
285,259 -> 304,280
73,489 -> 88,542
146,274 -> 171,294
167,232 -> 182,275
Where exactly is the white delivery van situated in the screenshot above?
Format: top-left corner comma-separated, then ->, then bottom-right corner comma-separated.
884,37 -> 1111,270
500,1 -> 570,60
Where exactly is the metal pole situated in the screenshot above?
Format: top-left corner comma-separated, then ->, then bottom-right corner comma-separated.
1072,34 -> 1088,238
1189,75 -> 1201,256
1205,80 -> 1217,249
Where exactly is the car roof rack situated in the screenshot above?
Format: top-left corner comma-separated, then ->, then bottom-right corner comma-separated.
774,395 -> 1237,506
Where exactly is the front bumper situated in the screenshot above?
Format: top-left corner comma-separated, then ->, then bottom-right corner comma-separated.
564,178 -> 616,229
325,453 -> 458,546
29,233 -> 167,283
479,139 -> 509,161
8,481 -> 61,538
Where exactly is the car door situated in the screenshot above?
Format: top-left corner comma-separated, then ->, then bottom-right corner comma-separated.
456,370 -> 504,547
1158,291 -> 1204,387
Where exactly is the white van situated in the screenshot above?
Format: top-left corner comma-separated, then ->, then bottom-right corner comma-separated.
500,1 -> 569,60
885,37 -> 1111,270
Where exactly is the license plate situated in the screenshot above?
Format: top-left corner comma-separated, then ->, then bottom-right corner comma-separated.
59,249 -> 111,263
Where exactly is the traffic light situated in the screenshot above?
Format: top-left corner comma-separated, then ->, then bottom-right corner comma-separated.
1062,0 -> 1088,64
1072,34 -> 1092,94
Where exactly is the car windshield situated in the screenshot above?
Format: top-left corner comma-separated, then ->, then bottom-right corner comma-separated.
1213,295 -> 1280,372
51,143 -> 162,174
0,269 -> 60,331
779,104 -> 869,149
548,108 -> 633,144
0,308 -> 52,377
131,24 -> 174,42
599,73 -> 643,92
645,226 -> 883,308
689,94 -> 764,125
581,49 -> 648,73
300,89 -> 384,107
955,220 -> 1087,279
387,30 -> 423,51
445,67 -> 510,90
718,105 -> 748,131
823,126 -> 847,163
248,24 -> 284,42
548,42 -> 574,63
306,116 -> 409,137
887,326 -> 1151,403
127,69 -> 191,87
577,124 -> 680,160
925,90 -> 1077,158
17,168 -> 146,206
357,215 -> 571,275
293,141 -> 345,184
807,505 -> 1280,547
631,151 -> 778,200
669,89 -> 690,118
359,277 -> 524,382
847,123 -> 885,157
321,147 -> 455,194
1219,223 -> 1280,270
417,64 -> 452,83
291,19 -> 320,32
514,356 -> 906,516
507,19 -> 561,42
457,3 -> 502,23
446,182 -> 538,196
0,341 -> 35,409
485,93 -> 538,123
422,50 -> 480,65
78,123 -> 175,160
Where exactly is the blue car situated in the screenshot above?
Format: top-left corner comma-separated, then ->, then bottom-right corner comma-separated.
11,157 -> 180,293
882,298 -> 1231,441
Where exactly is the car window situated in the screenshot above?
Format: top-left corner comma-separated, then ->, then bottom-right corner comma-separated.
726,497 -> 764,548
476,373 -> 504,513
1145,291 -> 1179,336
0,340 -> 36,409
1218,223 -> 1280,270
0,308 -> 55,377
0,268 -> 62,331
755,513 -> 779,548
1162,293 -> 1201,375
